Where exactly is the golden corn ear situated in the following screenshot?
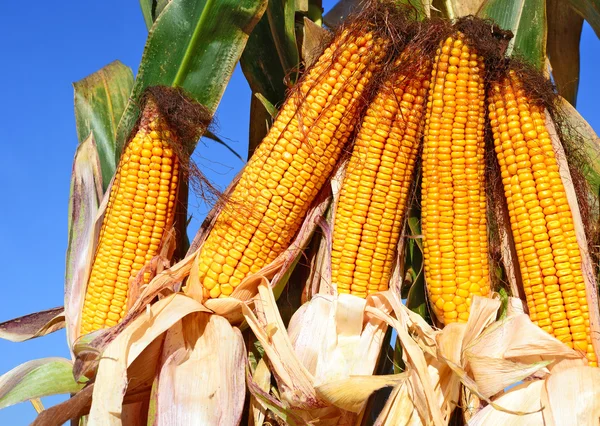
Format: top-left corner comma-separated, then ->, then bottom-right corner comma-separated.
422,34 -> 491,324
488,70 -> 597,366
331,59 -> 430,298
190,31 -> 386,299
80,100 -> 180,334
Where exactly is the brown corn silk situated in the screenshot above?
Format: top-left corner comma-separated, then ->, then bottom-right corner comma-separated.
189,28 -> 387,299
330,52 -> 431,298
421,32 -> 491,324
488,69 -> 597,365
80,99 -> 180,334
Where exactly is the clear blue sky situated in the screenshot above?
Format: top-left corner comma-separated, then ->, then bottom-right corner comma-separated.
0,1 -> 598,424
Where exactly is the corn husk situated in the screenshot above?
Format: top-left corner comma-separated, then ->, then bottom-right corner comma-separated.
87,294 -> 210,425
150,313 -> 246,425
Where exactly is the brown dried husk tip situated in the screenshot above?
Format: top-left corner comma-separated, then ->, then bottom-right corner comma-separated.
135,86 -> 221,209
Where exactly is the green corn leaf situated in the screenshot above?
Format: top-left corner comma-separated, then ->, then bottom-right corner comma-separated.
478,0 -> 547,70
140,0 -> 154,29
73,61 -> 134,191
240,10 -> 287,107
140,0 -> 173,30
0,358 -> 84,410
240,8 -> 287,154
115,0 -> 268,156
267,0 -> 301,80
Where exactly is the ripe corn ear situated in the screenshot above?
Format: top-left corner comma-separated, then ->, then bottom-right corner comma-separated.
421,33 -> 491,324
331,58 -> 430,298
488,70 -> 597,366
80,99 -> 180,334
191,30 -> 386,299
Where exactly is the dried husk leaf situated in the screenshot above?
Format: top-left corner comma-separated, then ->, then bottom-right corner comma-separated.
374,371 -> 432,426
541,366 -> 600,425
465,313 -> 583,364
249,358 -> 271,426
302,17 -> 330,69
315,373 -> 408,413
65,134 -> 104,348
151,313 -> 246,425
87,294 -> 210,426
466,356 -> 549,398
366,294 -> 447,426
467,380 -> 544,426
243,281 -> 324,410
0,307 -> 65,343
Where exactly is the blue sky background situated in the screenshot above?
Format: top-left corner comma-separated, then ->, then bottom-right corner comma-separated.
0,1 -> 598,424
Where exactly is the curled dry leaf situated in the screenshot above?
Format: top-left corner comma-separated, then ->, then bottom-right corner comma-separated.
0,307 -> 65,343
87,294 -> 210,426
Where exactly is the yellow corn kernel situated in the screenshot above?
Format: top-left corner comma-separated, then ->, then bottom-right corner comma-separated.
80,99 -> 180,334
488,69 -> 596,365
422,33 -> 491,324
332,53 -> 430,297
190,30 -> 387,299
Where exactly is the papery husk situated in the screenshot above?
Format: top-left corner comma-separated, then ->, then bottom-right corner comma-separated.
467,381 -> 544,426
150,313 -> 246,425
87,294 -> 210,426
249,358 -> 272,426
0,307 -> 65,343
64,134 -> 104,349
541,365 -> 600,425
316,373 -> 408,413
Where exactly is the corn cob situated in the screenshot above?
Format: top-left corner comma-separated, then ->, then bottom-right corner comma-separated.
191,30 -> 386,299
488,70 -> 597,366
80,99 -> 180,334
421,33 -> 491,324
331,58 -> 430,298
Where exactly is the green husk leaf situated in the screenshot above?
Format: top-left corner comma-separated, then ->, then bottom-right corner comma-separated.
0,358 -> 84,409
115,0 -> 268,156
547,0 -> 583,105
73,61 -> 134,191
65,134 -> 104,349
478,0 -> 547,70
0,307 -> 64,343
